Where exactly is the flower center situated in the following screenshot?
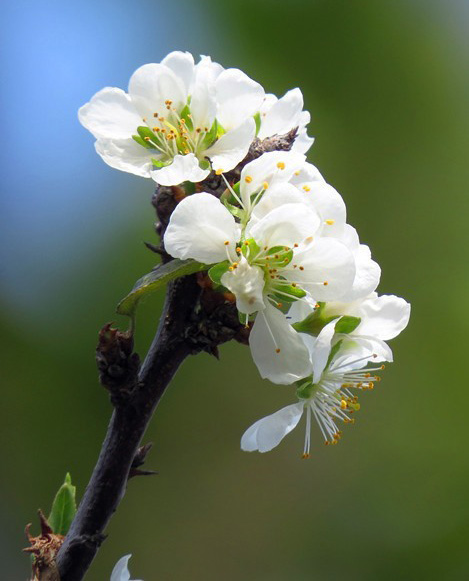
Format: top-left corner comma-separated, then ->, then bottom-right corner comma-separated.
132,99 -> 219,166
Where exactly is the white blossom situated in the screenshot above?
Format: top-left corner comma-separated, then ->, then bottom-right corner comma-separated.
258,88 -> 314,154
79,51 -> 264,185
241,321 -> 385,456
164,182 -> 355,383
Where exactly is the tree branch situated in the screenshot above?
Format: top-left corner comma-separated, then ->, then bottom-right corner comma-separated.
54,130 -> 293,580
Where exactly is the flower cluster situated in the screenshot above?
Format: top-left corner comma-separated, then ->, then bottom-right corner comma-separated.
81,51 -> 410,457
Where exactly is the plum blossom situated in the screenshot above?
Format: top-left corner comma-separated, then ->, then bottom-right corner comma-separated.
79,51 -> 264,186
241,321 -> 385,456
164,177 -> 356,383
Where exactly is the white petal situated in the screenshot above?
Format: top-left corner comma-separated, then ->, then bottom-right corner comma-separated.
205,118 -> 255,173
164,193 -> 241,264
240,150 -> 306,203
286,238 -> 355,301
338,243 -> 381,301
161,51 -> 195,95
151,153 -> 209,186
78,87 -> 142,140
250,183 -> 308,221
246,203 -> 320,248
110,554 -> 142,581
355,294 -> 411,340
220,259 -> 265,315
311,320 -> 338,383
241,403 -> 304,453
190,68 -> 217,130
304,183 -> 347,238
290,161 -> 325,188
249,303 -> 313,384
95,138 -> 154,177
257,87 -> 304,139
194,55 -> 224,85
128,63 -> 187,120
292,127 -> 315,154
215,68 -> 264,130
338,335 -> 393,364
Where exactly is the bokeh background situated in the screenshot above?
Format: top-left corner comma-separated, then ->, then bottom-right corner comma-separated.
2,0 -> 469,579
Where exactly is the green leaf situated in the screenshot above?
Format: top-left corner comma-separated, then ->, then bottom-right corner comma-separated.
222,197 -> 245,219
48,473 -> 76,536
264,246 -> 294,267
241,238 -> 261,259
335,315 -> 361,334
152,158 -> 171,168
208,261 -> 230,285
117,258 -> 208,317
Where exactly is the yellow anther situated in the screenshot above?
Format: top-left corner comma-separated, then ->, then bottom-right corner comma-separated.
305,236 -> 313,242
228,266 -> 234,271
244,175 -> 253,183
302,453 -> 310,459
215,169 -> 224,175
277,161 -> 285,170
315,303 -> 320,309
263,181 -> 269,190
275,348 -> 281,354
294,171 -> 300,176
152,127 -> 159,132
299,266 -> 304,271
224,240 -> 230,245
325,219 -> 335,225
236,247 -> 242,253
277,302 -> 283,308
294,243 -> 299,248
144,136 -> 150,141
340,399 -> 348,410
292,283 -> 297,287
153,112 -> 158,118
142,117 -> 147,122
303,185 -> 311,192
323,281 -> 329,286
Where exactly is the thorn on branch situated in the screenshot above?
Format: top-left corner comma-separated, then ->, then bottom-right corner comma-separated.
96,323 -> 140,405
129,443 -> 158,479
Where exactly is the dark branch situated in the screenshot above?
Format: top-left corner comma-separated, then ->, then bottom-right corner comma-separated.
55,130 -> 296,579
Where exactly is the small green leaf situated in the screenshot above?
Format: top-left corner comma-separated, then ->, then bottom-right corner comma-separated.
264,246 -> 294,267
335,315 -> 361,334
137,125 -> 157,142
48,473 -> 76,536
208,261 -> 230,285
271,284 -> 306,303
117,259 -> 208,318
222,197 -> 245,219
241,238 -> 261,259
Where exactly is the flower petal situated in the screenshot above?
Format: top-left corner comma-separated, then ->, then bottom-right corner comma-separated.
164,192 -> 241,264
249,303 -> 313,384
95,138 -> 154,177
128,63 -> 187,120
205,118 -> 255,173
257,87 -> 304,139
78,87 -> 142,140
338,243 -> 381,301
356,294 -> 411,340
110,554 -> 143,581
215,69 -> 264,130
250,183 -> 307,221
161,51 -> 195,95
241,403 -> 304,453
246,203 -> 320,248
286,237 -> 356,301
220,259 -> 266,315
151,153 -> 209,186
290,161 -> 325,188
240,150 -> 306,203
310,320 -> 338,383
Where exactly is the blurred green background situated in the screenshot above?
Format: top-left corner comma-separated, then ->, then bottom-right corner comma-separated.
2,0 -> 469,579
